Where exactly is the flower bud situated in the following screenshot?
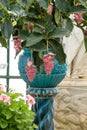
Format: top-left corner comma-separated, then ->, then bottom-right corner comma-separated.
28,22 -> 34,30
47,4 -> 53,15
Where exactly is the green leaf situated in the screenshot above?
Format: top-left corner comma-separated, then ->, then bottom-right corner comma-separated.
1,20 -> 13,39
84,36 -> 87,52
49,40 -> 66,64
16,0 -> 28,7
79,0 -> 87,8
0,10 -> 4,18
0,119 -> 8,129
0,0 -> 8,8
55,0 -> 71,13
71,5 -> 87,13
4,110 -> 12,119
49,18 -> 73,38
33,51 -> 43,70
33,26 -> 44,34
10,4 -> 26,17
54,8 -> 61,25
26,33 -> 45,47
36,0 -> 48,9
19,30 -> 30,40
30,40 -> 47,51
46,24 -> 56,34
0,37 -> 7,48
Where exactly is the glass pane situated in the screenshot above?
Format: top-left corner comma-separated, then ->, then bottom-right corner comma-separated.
0,79 -> 6,86
9,79 -> 26,96
9,39 -> 21,76
0,47 -> 7,75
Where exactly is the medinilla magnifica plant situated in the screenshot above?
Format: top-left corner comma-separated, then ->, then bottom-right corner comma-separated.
0,0 -> 87,81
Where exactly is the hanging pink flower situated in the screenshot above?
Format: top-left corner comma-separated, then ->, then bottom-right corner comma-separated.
13,36 -> 22,52
47,4 -> 53,15
0,85 -> 4,91
26,94 -> 35,105
25,60 -> 37,82
74,13 -> 83,24
0,94 -> 10,104
43,52 -> 55,74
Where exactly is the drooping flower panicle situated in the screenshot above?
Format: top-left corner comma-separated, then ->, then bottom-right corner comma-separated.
74,12 -> 83,24
13,36 -> 22,52
25,60 -> 37,82
43,53 -> 55,74
47,4 -> 53,15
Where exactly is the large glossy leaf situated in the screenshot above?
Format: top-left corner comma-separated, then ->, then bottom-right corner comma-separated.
55,0 -> 71,13
16,0 -> 28,7
10,5 -> 26,17
49,40 -> 66,64
54,8 -> 60,25
71,5 -> 87,13
49,18 -> 73,38
0,0 -> 8,8
36,0 -> 48,9
19,30 -> 30,40
1,20 -> 13,39
26,33 -> 45,47
30,40 -> 47,51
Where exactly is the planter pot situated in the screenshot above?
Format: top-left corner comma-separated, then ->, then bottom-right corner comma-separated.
18,48 -> 67,130
18,48 -> 67,87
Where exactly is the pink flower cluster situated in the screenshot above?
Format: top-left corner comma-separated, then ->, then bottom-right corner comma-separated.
0,85 -> 10,104
0,84 -> 4,91
13,36 -> 22,52
0,94 -> 10,105
25,60 -> 37,82
26,94 -> 35,105
74,13 -> 83,24
43,52 -> 55,74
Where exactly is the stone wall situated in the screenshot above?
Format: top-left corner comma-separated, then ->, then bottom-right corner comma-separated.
54,86 -> 87,130
54,53 -> 87,130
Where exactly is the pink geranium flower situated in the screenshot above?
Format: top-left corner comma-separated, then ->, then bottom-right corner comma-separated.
26,94 -> 35,105
0,94 -> 10,105
0,85 -> 4,91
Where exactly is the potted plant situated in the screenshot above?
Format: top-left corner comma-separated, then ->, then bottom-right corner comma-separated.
0,1 -> 87,130
0,84 -> 37,130
0,0 -> 87,86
